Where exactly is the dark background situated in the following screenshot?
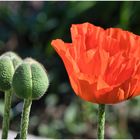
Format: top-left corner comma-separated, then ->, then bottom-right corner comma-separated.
0,1 -> 140,139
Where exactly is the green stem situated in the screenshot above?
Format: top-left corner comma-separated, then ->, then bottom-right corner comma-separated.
2,90 -> 12,139
20,99 -> 32,139
97,104 -> 105,139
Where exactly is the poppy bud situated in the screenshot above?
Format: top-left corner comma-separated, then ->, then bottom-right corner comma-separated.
12,58 -> 49,100
0,52 -> 22,91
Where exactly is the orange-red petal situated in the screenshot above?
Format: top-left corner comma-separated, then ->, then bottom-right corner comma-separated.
51,22 -> 140,104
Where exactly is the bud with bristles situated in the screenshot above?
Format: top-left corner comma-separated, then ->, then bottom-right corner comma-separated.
0,52 -> 22,91
12,58 -> 49,100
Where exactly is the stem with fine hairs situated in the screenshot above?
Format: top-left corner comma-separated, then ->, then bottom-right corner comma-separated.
97,104 -> 105,139
20,99 -> 32,139
2,90 -> 12,139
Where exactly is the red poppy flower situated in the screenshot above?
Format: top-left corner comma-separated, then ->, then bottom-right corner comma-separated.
51,22 -> 140,104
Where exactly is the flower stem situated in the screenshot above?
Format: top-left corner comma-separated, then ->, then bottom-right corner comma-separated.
2,90 -> 12,139
97,104 -> 105,139
20,99 -> 32,139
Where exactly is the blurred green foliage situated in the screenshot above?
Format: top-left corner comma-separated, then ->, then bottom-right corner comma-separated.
0,1 -> 140,139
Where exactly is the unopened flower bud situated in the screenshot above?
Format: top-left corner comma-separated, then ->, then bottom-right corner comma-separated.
12,58 -> 49,100
0,52 -> 22,91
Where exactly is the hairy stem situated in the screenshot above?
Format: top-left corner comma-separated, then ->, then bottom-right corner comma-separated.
20,99 -> 32,139
2,90 -> 12,139
97,104 -> 105,139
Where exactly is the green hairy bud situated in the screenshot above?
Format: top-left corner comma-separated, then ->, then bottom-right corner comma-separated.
12,58 -> 49,100
0,52 -> 22,91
